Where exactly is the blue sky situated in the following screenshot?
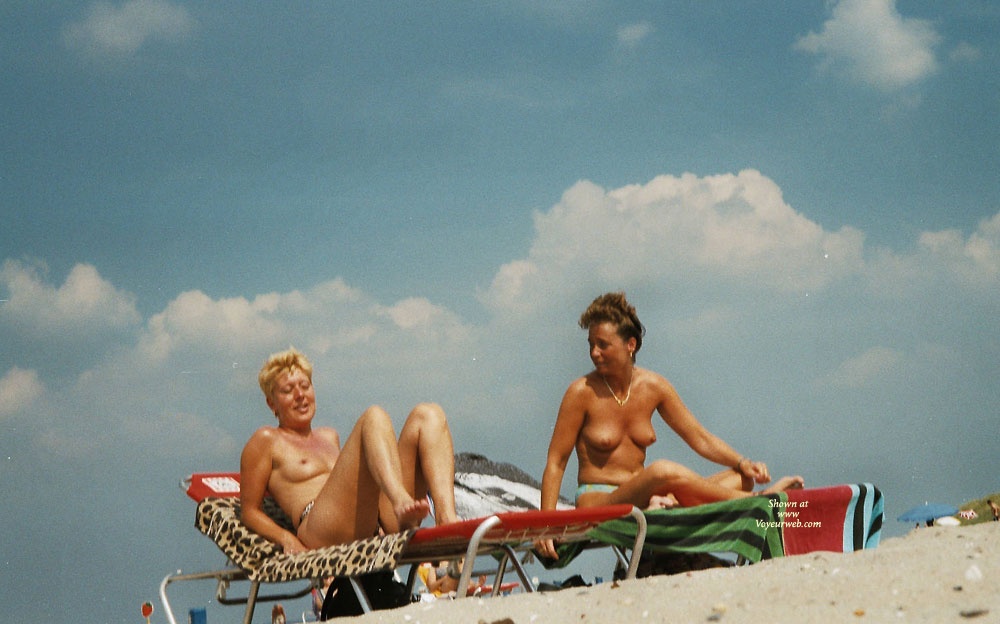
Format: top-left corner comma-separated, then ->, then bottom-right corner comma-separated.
2,1 -> 998,622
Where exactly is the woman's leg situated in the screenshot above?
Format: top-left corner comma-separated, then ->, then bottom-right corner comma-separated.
380,402 -> 459,532
706,467 -> 754,492
577,460 -> 802,509
298,405 -> 429,547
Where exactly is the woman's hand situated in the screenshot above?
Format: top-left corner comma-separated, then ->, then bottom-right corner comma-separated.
278,531 -> 308,555
534,538 -> 559,561
738,458 -> 771,484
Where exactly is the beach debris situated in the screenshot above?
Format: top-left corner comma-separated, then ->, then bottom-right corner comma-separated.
959,608 -> 990,619
964,564 -> 983,582
959,509 -> 978,520
706,603 -> 727,621
853,608 -> 865,616
271,603 -> 285,624
140,601 -> 153,624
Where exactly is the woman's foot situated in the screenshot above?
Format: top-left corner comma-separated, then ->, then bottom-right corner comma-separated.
647,493 -> 680,510
762,476 -> 805,495
396,498 -> 431,530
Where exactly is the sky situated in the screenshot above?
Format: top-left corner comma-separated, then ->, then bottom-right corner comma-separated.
1,1 -> 998,621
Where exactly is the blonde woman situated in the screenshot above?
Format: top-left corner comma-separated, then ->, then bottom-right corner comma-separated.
240,348 -> 459,553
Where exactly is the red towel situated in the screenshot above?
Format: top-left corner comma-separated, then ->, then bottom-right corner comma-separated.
781,484 -> 882,555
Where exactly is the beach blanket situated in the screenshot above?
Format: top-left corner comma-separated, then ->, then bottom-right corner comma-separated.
548,483 -> 883,567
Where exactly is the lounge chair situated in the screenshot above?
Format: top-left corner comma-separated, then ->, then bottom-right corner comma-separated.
159,473 -> 646,624
450,454 -> 883,565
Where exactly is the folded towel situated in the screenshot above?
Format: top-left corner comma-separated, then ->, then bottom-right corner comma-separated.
780,483 -> 883,555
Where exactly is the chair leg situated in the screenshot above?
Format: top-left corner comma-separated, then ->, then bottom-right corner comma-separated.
404,564 -> 420,596
456,515 -> 502,595
625,507 -> 647,579
242,581 -> 260,624
502,545 -> 535,593
348,577 -> 374,613
492,550 -> 511,596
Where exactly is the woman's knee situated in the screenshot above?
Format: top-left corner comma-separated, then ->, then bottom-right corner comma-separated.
359,404 -> 392,428
646,459 -> 688,481
408,402 -> 448,428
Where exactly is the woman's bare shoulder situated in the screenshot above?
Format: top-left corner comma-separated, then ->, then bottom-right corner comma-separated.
565,373 -> 599,396
242,426 -> 280,455
633,368 -> 680,404
246,424 -> 280,442
635,367 -> 674,388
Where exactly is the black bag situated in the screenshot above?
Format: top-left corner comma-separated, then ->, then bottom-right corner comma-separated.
320,571 -> 412,619
536,573 -> 591,592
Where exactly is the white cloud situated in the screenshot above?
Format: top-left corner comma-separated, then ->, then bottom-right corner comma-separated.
136,278 -> 457,363
0,368 -> 44,419
868,212 -> 1000,293
377,297 -> 466,334
665,306 -> 739,340
482,170 -> 865,315
138,289 -> 287,363
820,346 -> 902,388
616,21 -> 654,48
128,278 -> 478,409
794,0 -> 940,91
924,212 -> 1000,283
11,274 -> 479,461
949,41 -> 981,64
482,170 -> 1000,321
63,0 -> 195,57
0,260 -> 140,335
479,260 -> 538,315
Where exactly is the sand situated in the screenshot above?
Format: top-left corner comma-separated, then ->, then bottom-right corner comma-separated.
348,523 -> 999,623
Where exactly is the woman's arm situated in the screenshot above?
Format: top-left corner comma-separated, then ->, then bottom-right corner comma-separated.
536,382 -> 587,561
540,382 -> 587,511
655,377 -> 745,470
655,377 -> 772,484
239,429 -> 308,553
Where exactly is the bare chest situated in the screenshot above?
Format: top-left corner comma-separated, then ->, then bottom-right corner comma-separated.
272,434 -> 338,485
579,403 -> 657,453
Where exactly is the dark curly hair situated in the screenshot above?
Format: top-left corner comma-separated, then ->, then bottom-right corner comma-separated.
578,292 -> 644,359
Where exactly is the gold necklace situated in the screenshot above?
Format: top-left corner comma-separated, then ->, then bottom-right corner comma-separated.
601,369 -> 633,407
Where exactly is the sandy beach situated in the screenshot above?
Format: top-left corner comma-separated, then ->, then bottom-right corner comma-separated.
348,523 -> 999,623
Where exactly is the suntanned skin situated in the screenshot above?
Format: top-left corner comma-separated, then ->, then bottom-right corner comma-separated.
240,368 -> 458,553
536,321 -> 803,560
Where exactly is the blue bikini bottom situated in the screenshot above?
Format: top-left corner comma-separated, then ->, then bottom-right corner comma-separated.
574,483 -> 618,504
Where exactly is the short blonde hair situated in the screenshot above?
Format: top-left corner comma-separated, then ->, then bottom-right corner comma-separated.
258,347 -> 313,400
